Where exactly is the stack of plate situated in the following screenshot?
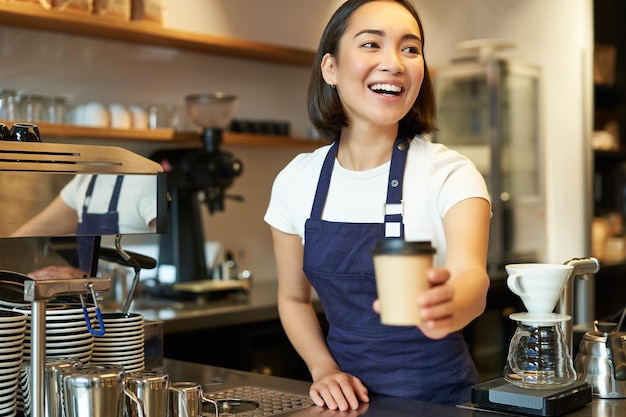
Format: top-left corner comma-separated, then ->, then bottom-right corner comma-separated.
0,310 -> 26,417
19,304 -> 96,364
17,304 -> 96,414
91,312 -> 145,373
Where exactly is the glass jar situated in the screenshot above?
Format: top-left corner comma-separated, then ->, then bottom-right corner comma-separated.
0,89 -> 18,121
43,96 -> 69,124
504,321 -> 576,389
18,94 -> 45,122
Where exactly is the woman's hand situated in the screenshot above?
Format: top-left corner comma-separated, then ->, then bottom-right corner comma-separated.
372,267 -> 456,339
310,368 -> 369,411
416,267 -> 456,339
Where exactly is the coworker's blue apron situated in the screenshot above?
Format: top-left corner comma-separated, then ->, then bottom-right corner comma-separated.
76,175 -> 124,272
303,138 -> 478,405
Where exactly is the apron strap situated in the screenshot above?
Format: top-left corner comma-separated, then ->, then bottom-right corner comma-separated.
310,141 -> 339,219
82,175 -> 98,216
384,138 -> 410,238
107,176 -> 124,212
82,175 -> 125,214
309,137 -> 410,239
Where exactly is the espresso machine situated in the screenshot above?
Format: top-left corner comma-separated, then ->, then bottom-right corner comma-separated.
0,128 -> 168,417
151,93 -> 244,286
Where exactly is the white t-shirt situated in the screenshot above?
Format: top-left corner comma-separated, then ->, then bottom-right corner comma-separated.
264,137 -> 491,266
60,174 -> 157,234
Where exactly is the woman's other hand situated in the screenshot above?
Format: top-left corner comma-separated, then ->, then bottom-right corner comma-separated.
310,368 -> 369,411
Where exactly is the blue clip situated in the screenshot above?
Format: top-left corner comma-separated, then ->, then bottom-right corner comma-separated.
80,283 -> 105,336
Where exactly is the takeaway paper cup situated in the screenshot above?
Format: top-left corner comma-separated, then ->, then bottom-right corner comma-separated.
373,239 -> 436,326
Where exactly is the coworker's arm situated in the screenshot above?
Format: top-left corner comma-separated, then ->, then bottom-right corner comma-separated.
11,195 -> 78,237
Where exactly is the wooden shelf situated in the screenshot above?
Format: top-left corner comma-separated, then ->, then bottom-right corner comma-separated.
0,2 -> 315,67
0,3 -> 323,149
34,123 -> 326,149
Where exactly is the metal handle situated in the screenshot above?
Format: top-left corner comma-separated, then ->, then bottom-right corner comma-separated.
116,234 -> 143,314
201,392 -> 220,417
124,383 -> 146,417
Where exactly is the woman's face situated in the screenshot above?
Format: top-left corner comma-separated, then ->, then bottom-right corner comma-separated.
322,1 -> 424,131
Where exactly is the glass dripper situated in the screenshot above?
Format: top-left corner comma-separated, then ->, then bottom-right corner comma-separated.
504,320 -> 576,389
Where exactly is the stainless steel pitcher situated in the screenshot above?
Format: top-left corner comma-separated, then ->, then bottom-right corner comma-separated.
62,364 -> 145,417
125,370 -> 169,417
574,324 -> 626,398
20,357 -> 82,417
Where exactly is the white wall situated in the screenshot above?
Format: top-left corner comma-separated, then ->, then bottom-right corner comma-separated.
466,0 -> 594,266
167,0 -> 594,267
170,0 -> 595,281
0,0 -> 593,284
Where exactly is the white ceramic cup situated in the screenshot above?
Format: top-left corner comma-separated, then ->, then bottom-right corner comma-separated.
128,105 -> 149,129
108,104 -> 132,129
70,102 -> 110,127
373,239 -> 436,326
505,263 -> 574,314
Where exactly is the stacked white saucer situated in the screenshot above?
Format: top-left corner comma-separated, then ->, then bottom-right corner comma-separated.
17,303 -> 96,414
19,304 -> 96,364
91,312 -> 145,373
0,310 -> 26,417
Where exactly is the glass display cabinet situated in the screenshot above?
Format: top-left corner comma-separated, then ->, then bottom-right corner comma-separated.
433,55 -> 544,272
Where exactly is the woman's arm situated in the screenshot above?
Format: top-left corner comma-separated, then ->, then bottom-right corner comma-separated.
271,227 -> 368,411
417,197 -> 491,339
11,195 -> 78,237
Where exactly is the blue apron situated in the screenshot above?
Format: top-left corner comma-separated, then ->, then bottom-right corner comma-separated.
303,138 -> 478,405
76,175 -> 124,272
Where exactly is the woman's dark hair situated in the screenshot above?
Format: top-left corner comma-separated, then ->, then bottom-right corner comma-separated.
307,0 -> 436,141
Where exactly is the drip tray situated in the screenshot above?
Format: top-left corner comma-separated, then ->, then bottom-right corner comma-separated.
202,385 -> 314,416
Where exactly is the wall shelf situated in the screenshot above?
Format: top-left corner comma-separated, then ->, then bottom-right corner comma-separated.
0,2 -> 315,67
35,123 -> 326,149
0,3 -> 323,149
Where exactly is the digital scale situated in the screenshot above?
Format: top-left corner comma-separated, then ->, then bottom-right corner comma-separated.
469,378 -> 592,416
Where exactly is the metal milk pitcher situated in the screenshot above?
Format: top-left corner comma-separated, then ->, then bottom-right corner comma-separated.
62,364 -> 144,417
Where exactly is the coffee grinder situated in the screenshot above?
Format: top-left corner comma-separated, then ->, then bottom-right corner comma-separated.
470,258 -> 599,416
151,93 -> 243,284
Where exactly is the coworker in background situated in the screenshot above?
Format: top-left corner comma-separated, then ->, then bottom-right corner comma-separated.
12,174 -> 157,278
264,0 -> 491,410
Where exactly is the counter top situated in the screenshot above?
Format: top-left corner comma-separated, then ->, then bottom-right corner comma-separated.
162,358 -> 626,417
123,281 -> 323,334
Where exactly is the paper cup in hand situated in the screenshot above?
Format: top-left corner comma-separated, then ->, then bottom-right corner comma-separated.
373,239 -> 436,326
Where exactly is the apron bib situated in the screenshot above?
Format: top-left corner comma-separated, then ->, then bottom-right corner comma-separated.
76,175 -> 124,272
303,138 -> 478,405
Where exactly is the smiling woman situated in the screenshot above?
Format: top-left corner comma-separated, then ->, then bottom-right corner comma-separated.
264,0 -> 491,411
308,0 -> 435,143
